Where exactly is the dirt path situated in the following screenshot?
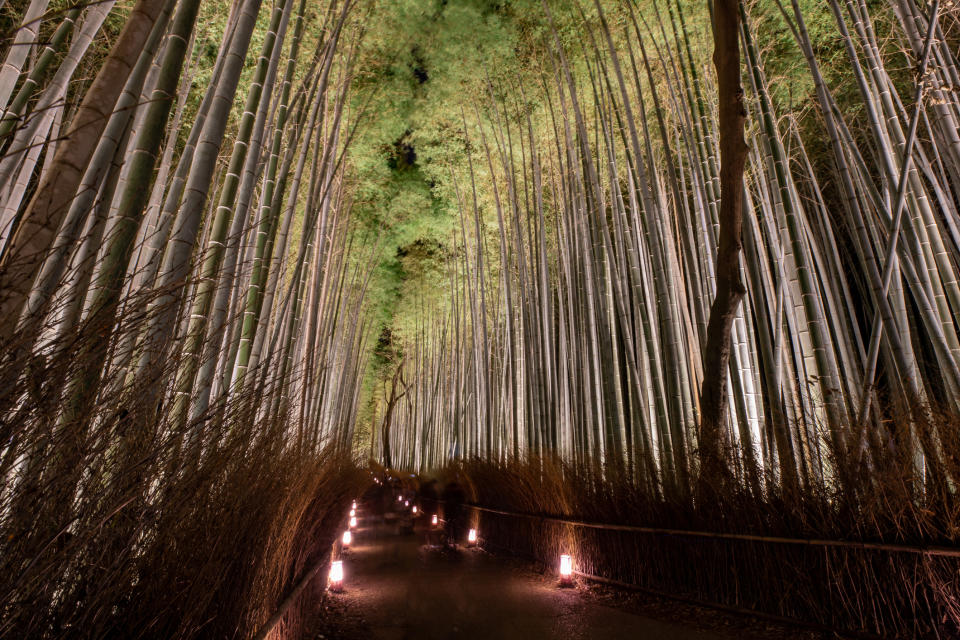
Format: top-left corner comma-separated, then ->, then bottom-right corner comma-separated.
315,514 -> 731,640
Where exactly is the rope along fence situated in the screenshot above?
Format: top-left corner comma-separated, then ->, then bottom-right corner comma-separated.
455,502 -> 958,637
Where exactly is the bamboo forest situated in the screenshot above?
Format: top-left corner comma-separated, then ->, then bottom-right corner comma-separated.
2,0 -> 960,637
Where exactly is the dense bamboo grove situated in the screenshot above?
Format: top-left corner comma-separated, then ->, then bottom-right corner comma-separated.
367,1 -> 960,630
3,0 -> 960,636
377,0 -> 960,496
0,0 -> 370,636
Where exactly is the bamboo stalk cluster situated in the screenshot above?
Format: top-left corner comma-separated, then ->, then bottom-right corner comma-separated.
0,0 -> 371,636
380,0 -> 960,500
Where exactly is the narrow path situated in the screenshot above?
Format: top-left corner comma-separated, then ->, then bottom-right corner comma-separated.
318,511 -> 730,640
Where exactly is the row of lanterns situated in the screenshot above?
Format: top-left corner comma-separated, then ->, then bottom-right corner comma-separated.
349,500 -> 358,529
330,499 -> 359,591
397,493 -> 480,547
328,496 -> 575,592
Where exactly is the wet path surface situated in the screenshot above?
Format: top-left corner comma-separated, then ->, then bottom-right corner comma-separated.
321,513 -> 730,640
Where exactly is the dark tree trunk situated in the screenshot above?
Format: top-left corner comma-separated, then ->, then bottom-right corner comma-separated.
380,361 -> 406,470
698,0 -> 748,481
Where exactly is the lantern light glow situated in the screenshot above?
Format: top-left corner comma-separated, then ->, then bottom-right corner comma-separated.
412,505 -> 418,514
349,516 -> 357,528
468,529 -> 477,544
404,500 -> 409,507
559,554 -> 573,585
342,530 -> 352,547
328,560 -> 344,591
431,514 -> 438,526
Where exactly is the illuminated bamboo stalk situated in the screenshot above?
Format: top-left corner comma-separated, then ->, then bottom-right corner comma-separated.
0,0 -> 170,340
169,0 -> 294,431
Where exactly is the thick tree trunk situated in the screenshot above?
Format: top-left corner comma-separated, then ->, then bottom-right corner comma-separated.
697,0 -> 748,480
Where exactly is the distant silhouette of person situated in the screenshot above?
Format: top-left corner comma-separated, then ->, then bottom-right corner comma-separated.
420,479 -> 439,511
371,477 -> 390,519
442,480 -> 466,547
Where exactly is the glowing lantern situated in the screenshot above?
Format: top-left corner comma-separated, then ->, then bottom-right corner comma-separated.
412,505 -> 418,514
404,500 -> 409,507
397,495 -> 402,502
467,529 -> 477,544
559,554 -> 573,585
431,514 -> 438,526
342,530 -> 352,547
351,500 -> 357,509
328,560 -> 344,591
349,516 -> 357,528
350,508 -> 356,517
